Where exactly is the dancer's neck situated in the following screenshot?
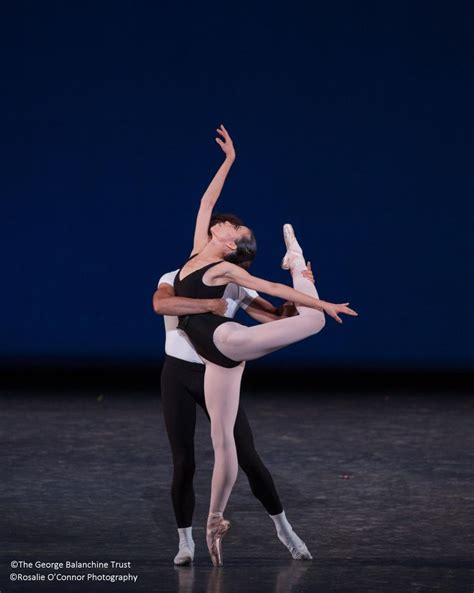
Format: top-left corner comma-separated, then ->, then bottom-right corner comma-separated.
195,240 -> 227,261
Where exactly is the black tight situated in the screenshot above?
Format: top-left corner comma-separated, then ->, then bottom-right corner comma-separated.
160,355 -> 283,527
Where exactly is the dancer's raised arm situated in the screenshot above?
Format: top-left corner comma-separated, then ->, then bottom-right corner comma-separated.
213,261 -> 358,324
191,125 -> 236,256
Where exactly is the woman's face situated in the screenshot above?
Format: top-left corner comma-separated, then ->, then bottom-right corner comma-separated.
210,220 -> 250,245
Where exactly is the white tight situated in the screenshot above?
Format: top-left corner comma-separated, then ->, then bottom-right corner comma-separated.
203,241 -> 325,514
203,360 -> 245,514
213,250 -> 325,361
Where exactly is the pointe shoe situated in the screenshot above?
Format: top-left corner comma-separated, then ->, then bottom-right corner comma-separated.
206,514 -> 231,567
283,223 -> 296,250
281,223 -> 298,270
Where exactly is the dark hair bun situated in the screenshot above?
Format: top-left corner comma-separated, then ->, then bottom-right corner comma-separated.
224,229 -> 257,266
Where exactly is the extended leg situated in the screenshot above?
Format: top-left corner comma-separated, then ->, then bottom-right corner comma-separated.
213,240 -> 325,361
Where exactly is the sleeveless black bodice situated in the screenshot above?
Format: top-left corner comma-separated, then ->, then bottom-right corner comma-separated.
174,259 -> 227,300
173,257 -> 243,368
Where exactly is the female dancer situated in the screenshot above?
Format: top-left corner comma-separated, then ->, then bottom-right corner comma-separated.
174,124 -> 358,566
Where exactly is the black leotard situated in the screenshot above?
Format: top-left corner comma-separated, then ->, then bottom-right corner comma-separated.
173,257 -> 243,368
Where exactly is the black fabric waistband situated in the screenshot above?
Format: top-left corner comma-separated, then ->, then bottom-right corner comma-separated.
163,354 -> 205,372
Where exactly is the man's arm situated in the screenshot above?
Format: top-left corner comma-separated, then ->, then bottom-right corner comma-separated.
153,283 -> 227,316
153,284 -> 292,321
243,296 -> 298,323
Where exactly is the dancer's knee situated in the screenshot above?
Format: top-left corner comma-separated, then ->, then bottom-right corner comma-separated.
214,323 -> 246,351
211,426 -> 236,453
307,311 -> 326,334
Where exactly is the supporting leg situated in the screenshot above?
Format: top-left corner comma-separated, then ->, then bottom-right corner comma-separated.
195,388 -> 284,515
203,360 -> 245,513
203,360 -> 244,566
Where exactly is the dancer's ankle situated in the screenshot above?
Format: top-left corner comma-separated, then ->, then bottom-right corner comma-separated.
269,510 -> 292,536
174,527 -> 195,565
288,252 -> 307,274
177,526 -> 195,548
207,511 -> 223,523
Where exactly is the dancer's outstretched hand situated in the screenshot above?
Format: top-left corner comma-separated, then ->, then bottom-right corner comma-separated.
215,124 -> 236,160
323,302 -> 358,324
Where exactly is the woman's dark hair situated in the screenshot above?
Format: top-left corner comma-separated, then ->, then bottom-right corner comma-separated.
208,212 -> 257,267
224,228 -> 257,267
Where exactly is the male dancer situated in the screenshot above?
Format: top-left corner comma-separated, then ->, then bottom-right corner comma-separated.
153,215 -> 314,565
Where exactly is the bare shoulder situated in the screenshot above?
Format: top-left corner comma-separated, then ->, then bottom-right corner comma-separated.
202,260 -> 239,286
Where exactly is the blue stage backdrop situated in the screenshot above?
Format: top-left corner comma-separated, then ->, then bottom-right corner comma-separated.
2,3 -> 472,369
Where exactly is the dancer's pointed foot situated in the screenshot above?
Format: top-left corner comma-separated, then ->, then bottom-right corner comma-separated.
206,512 -> 231,567
283,223 -> 296,250
277,530 -> 313,560
281,223 -> 294,269
281,223 -> 304,270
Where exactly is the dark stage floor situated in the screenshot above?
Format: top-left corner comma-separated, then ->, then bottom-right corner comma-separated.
1,389 -> 473,593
